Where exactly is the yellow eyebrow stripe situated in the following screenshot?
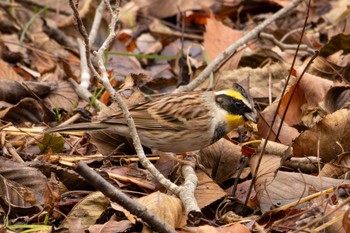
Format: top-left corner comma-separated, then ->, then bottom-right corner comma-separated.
216,89 -> 252,108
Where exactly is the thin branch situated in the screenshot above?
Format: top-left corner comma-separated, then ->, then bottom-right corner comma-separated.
79,1 -> 105,88
174,0 -> 305,93
259,32 -> 314,54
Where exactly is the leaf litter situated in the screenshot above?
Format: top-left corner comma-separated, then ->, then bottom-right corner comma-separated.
0,0 -> 350,232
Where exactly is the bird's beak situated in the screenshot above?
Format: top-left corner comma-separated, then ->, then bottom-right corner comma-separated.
244,110 -> 258,123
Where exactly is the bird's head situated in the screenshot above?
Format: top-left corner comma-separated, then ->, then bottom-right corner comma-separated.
214,83 -> 257,129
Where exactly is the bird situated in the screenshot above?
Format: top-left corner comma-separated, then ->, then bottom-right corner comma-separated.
45,83 -> 257,153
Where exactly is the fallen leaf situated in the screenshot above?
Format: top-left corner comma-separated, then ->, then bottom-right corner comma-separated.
203,16 -> 243,71
293,109 -> 350,162
199,138 -> 241,185
258,101 -> 300,145
249,153 -> 350,212
59,191 -> 110,230
123,191 -> 187,230
132,0 -> 215,18
0,58 -> 22,81
0,158 -> 49,215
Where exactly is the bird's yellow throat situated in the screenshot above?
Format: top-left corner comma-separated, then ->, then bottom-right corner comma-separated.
225,114 -> 245,130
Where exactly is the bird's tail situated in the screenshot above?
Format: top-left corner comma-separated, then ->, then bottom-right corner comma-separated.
44,122 -> 108,134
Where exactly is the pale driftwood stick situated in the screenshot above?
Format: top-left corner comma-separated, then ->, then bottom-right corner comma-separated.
79,1 -> 105,89
259,32 -> 314,54
175,0 -> 305,93
67,78 -> 106,109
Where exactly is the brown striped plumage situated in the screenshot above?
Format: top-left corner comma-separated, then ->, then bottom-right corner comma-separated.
45,84 -> 257,152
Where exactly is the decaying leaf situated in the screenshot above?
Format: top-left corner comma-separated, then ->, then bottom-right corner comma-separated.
88,219 -> 133,233
44,80 -> 79,112
250,153 -> 350,212
0,158 -> 49,215
278,71 -> 332,126
59,191 -> 110,230
324,86 -> 350,113
0,97 -> 54,124
196,223 -> 251,233
132,0 -> 215,18
258,101 -> 300,145
195,170 -> 227,210
123,191 -> 187,231
203,16 -> 243,71
0,80 -> 56,104
293,109 -> 350,162
199,138 -> 241,185
319,152 -> 350,178
0,58 -> 23,81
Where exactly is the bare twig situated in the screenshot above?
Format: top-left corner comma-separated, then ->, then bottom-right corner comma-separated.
260,32 -> 314,54
79,0 -> 106,88
175,0 -> 305,93
67,78 -> 106,109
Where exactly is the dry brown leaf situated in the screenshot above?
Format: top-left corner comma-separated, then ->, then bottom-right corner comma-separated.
203,16 -> 243,71
296,70 -> 333,108
1,34 -> 28,62
199,138 -> 241,185
319,152 -> 350,178
0,80 -> 55,104
109,40 -> 146,76
293,109 -> 350,162
259,139 -> 290,156
343,209 -> 350,233
278,83 -> 305,126
59,191 -> 110,230
89,219 -> 133,233
107,164 -> 156,190
197,223 -> 250,233
195,170 -> 227,209
44,80 -> 79,112
324,86 -> 350,113
132,0 -> 215,18
0,158 -> 48,215
57,0 -> 94,28
0,58 -> 22,81
279,71 -> 332,126
0,97 -> 52,124
249,153 -> 350,212
326,205 -> 348,233
307,56 -> 349,81
123,191 -> 187,230
258,101 -> 300,145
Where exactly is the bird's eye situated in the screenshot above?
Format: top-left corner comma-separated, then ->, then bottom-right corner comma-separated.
235,101 -> 243,108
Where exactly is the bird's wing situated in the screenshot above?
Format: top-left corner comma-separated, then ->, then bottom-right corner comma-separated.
102,92 -> 214,131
